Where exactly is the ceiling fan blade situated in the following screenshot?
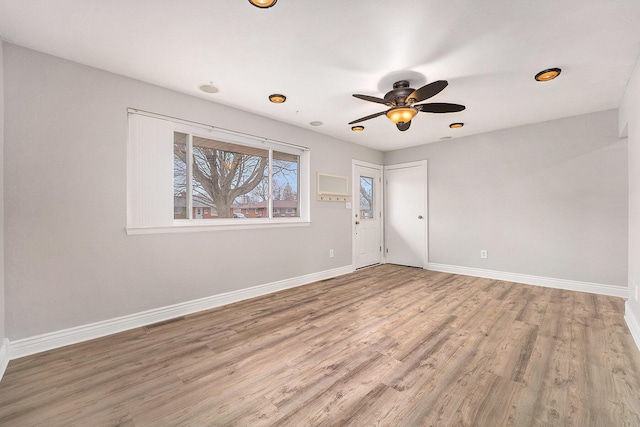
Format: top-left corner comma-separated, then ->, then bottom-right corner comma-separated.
348,110 -> 387,125
397,121 -> 411,131
406,80 -> 448,103
417,103 -> 466,113
352,94 -> 390,105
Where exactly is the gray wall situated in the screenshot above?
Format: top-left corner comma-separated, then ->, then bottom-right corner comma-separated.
385,110 -> 628,287
3,43 -> 382,340
621,55 -> 640,329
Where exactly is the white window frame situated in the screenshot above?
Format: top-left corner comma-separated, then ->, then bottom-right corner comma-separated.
127,110 -> 310,235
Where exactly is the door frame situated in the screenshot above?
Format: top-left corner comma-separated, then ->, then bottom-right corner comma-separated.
384,160 -> 428,268
352,160 -> 384,270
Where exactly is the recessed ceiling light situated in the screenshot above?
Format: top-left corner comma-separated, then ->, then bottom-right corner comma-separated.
249,0 -> 277,8
440,136 -> 452,140
199,82 -> 219,94
309,121 -> 324,126
269,94 -> 286,103
449,122 -> 464,129
535,68 -> 562,82
351,125 -> 365,132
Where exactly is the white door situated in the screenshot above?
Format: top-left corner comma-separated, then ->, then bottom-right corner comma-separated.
353,162 -> 383,269
384,161 -> 427,268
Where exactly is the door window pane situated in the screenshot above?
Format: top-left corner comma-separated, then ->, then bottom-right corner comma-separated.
360,176 -> 374,219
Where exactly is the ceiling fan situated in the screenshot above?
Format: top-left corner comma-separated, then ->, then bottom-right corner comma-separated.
349,80 -> 465,131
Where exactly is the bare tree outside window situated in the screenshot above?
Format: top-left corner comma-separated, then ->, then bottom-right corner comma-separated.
174,133 -> 299,219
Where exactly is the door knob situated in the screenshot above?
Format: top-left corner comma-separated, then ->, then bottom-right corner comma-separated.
418,215 -> 423,219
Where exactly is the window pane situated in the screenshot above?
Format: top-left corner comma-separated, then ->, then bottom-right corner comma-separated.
173,132 -> 188,219
360,176 -> 374,219
272,151 -> 299,217
192,136 -> 269,219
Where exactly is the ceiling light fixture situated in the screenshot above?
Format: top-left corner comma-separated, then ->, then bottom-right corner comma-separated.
199,82 -> 219,94
386,107 -> 418,124
535,68 -> 562,82
449,122 -> 464,129
269,94 -> 286,103
309,121 -> 324,126
351,125 -> 365,132
249,0 -> 277,8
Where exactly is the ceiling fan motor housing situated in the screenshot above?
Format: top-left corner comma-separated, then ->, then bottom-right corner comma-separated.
385,80 -> 415,106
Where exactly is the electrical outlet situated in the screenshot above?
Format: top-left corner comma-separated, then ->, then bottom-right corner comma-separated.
329,249 -> 334,258
480,250 -> 488,259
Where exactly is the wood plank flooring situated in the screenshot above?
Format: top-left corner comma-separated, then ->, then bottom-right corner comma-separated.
1,264 -> 639,426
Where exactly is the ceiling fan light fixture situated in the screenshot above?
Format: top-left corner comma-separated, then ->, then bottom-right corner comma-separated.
248,0 -> 277,8
535,68 -> 562,82
449,122 -> 464,129
269,93 -> 286,103
386,107 -> 417,124
351,125 -> 364,132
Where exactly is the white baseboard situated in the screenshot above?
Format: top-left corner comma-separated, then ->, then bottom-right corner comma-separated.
0,339 -> 9,380
625,301 -> 640,352
426,263 -> 628,298
7,265 -> 353,361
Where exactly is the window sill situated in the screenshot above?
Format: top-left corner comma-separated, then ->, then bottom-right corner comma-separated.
126,218 -> 311,235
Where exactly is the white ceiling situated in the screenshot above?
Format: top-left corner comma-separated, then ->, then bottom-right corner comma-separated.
1,0 -> 640,152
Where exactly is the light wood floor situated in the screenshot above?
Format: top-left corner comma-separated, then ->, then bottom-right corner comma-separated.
1,265 -> 640,426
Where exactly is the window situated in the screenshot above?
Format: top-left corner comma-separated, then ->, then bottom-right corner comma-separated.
127,111 -> 310,234
360,176 -> 374,219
